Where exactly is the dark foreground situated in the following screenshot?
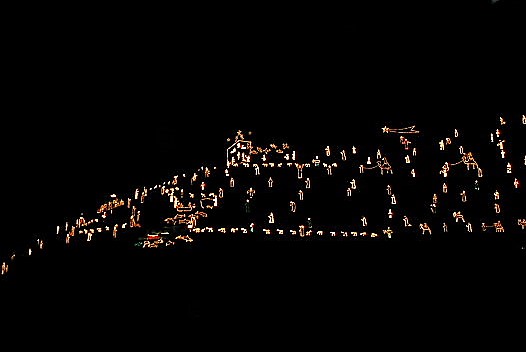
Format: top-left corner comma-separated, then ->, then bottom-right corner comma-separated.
2,234 -> 524,327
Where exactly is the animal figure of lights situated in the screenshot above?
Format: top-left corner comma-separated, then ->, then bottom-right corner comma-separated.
453,211 -> 465,223
419,223 -> 432,235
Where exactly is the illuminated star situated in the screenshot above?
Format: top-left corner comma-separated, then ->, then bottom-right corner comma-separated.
382,126 -> 390,133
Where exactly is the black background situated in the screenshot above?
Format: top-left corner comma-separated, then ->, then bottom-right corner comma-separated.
6,1 -> 524,224
2,0 -> 525,332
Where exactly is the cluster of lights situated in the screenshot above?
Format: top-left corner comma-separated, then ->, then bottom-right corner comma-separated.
2,116 -> 524,279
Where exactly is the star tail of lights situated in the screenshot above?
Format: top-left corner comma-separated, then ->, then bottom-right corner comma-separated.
382,125 -> 420,134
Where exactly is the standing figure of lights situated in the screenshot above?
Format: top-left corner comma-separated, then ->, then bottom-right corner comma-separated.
497,139 -> 505,151
290,201 -> 296,213
244,199 -> 251,213
361,216 -> 368,227
460,190 -> 467,203
340,150 -> 346,161
297,164 -> 303,179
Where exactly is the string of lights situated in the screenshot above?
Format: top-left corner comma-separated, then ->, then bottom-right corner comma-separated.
1,115 -> 524,279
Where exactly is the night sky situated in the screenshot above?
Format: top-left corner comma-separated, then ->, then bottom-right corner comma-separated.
4,1 -> 524,255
